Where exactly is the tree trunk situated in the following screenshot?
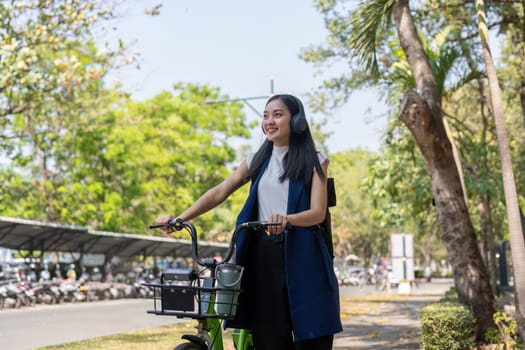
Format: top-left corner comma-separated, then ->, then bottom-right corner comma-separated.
520,80 -> 525,128
478,79 -> 499,295
476,0 -> 525,339
479,194 -> 498,295
393,0 -> 496,339
399,89 -> 497,338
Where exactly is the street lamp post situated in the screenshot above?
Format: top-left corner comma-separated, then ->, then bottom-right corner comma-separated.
201,79 -> 275,118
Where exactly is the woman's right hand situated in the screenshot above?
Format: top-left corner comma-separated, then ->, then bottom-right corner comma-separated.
266,213 -> 288,235
155,214 -> 176,234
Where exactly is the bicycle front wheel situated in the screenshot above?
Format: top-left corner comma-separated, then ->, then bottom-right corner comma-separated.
173,342 -> 206,350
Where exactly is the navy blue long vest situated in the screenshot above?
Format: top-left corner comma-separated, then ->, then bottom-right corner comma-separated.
226,155 -> 343,341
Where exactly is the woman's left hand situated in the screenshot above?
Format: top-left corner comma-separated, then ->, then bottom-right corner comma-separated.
266,214 -> 289,235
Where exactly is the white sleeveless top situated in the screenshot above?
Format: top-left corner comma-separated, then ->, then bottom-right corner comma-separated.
246,146 -> 327,221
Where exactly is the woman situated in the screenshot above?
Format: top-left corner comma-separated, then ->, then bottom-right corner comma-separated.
156,94 -> 342,349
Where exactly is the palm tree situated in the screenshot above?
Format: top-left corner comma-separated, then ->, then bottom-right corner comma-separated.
350,0 -> 496,337
475,0 -> 525,339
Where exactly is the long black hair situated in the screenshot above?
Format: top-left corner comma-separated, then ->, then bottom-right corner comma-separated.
247,94 -> 325,184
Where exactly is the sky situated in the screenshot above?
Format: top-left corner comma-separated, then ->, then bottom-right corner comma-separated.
105,0 -> 389,153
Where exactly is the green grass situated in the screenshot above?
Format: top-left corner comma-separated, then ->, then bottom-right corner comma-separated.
37,320 -> 236,350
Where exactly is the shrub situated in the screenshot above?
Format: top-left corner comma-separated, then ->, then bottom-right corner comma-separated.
484,311 -> 520,349
420,301 -> 476,350
440,287 -> 459,303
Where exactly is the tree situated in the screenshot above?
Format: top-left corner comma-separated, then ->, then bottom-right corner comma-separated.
0,2 -> 252,239
328,149 -> 392,266
0,83 -> 251,236
391,0 -> 497,337
0,1 -> 122,121
475,0 -> 525,338
362,127 -> 447,269
0,0 -> 127,221
305,0 -> 497,337
359,25 -> 469,273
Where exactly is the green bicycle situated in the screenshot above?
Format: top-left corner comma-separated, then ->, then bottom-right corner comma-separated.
146,219 -> 279,350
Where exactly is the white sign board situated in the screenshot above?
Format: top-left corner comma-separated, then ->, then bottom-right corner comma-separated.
0,247 -> 12,263
391,233 -> 415,281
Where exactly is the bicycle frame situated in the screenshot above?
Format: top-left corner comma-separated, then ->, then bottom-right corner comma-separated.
169,271 -> 253,350
146,220 -> 277,350
184,302 -> 253,350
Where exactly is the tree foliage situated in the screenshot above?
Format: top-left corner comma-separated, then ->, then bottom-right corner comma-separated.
304,0 -> 525,338
0,0 -> 126,221
0,0 -> 120,119
328,149 -> 392,266
304,0 -> 525,260
0,2 -> 252,240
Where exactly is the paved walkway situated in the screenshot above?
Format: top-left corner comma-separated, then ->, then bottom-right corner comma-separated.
334,279 -> 454,350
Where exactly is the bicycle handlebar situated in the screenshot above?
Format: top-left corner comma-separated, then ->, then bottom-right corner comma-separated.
149,220 -> 280,267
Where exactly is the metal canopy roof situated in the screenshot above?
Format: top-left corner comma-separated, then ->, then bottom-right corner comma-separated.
0,216 -> 227,259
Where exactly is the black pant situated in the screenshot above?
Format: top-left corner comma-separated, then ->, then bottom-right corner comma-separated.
295,335 -> 333,350
253,233 -> 333,350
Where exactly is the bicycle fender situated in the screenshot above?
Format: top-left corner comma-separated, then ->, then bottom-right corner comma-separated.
181,335 -> 207,349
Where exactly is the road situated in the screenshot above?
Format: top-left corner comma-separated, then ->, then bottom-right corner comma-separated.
0,299 -> 184,350
0,280 -> 453,350
338,279 -> 451,298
